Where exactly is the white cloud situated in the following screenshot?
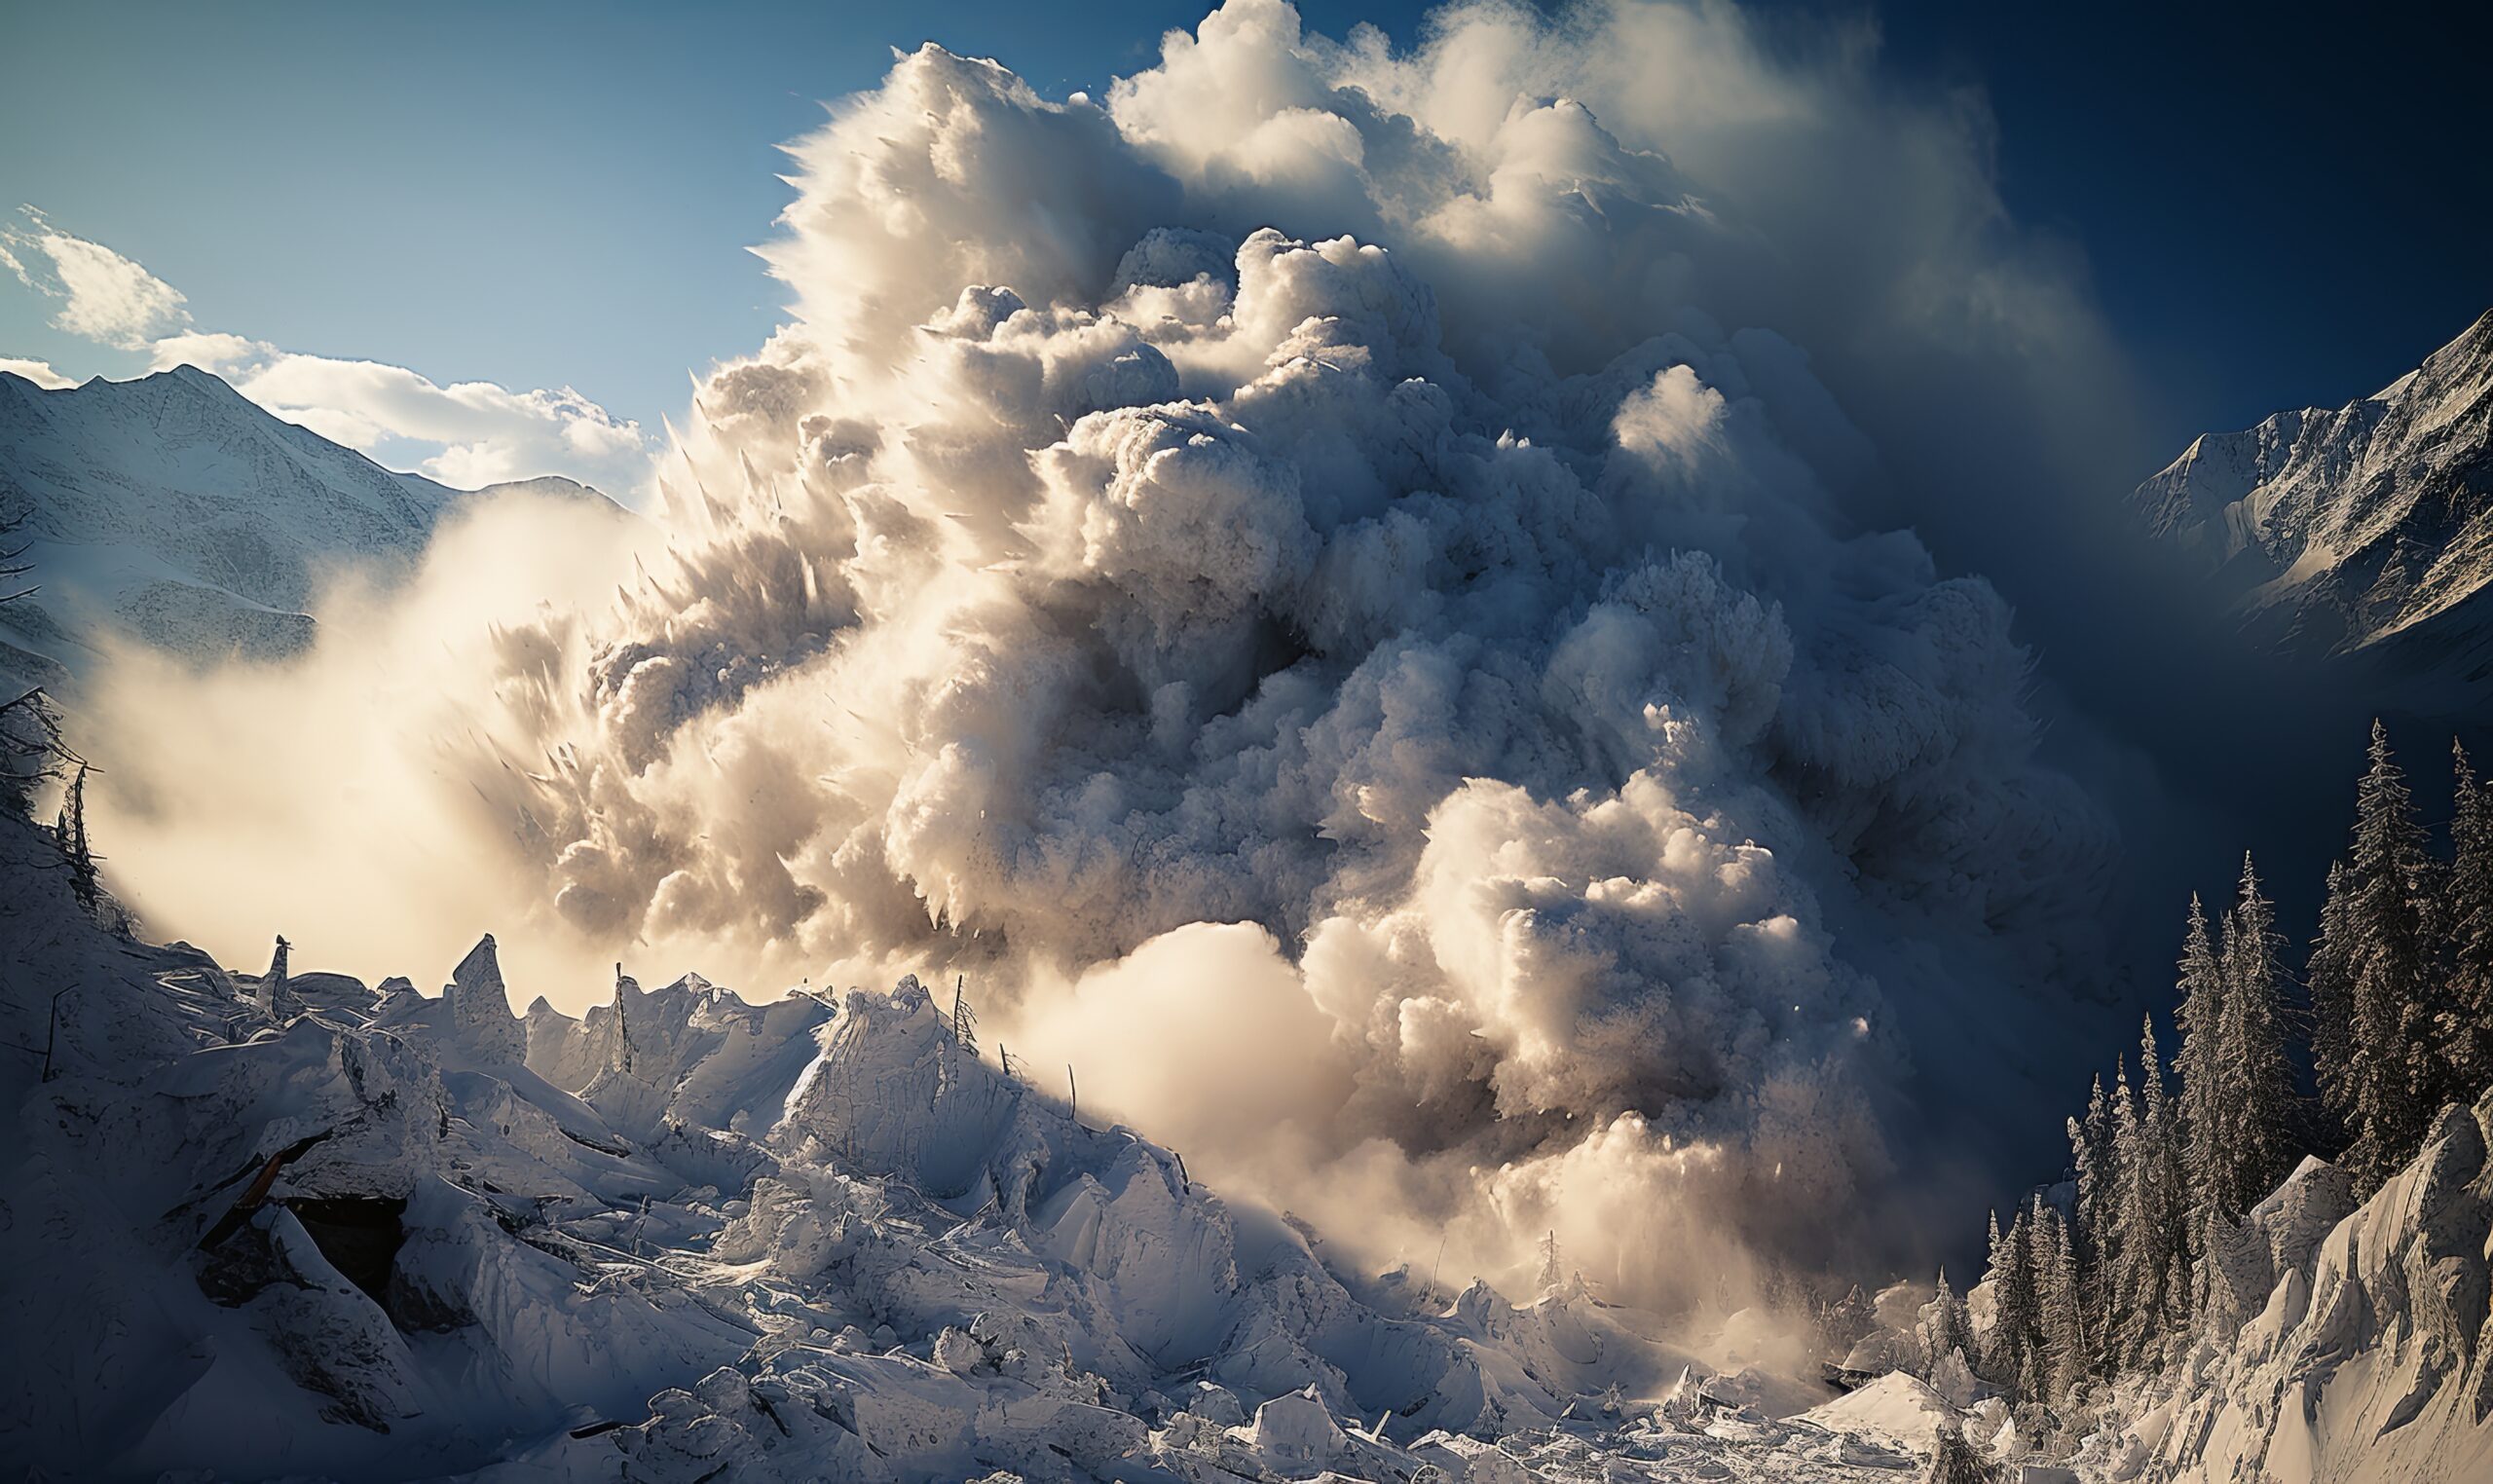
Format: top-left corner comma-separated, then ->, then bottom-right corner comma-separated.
1,207 -> 190,349
0,355 -> 74,389
150,331 -> 651,491
6,209 -> 651,494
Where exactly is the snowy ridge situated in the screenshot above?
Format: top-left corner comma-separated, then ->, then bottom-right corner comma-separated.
2131,309 -> 2493,670
0,364 -> 614,684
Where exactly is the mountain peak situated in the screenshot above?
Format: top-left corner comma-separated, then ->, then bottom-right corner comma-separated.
0,364 -> 472,684
2421,305 -> 2493,376
153,362 -> 257,404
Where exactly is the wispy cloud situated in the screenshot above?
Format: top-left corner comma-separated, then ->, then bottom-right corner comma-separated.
2,207 -> 190,349
3,207 -> 651,494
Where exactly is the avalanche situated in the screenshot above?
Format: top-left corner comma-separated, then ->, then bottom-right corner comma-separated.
78,0 -> 2127,1318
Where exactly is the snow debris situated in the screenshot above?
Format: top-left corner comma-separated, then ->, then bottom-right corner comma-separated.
8,781 -> 2488,1476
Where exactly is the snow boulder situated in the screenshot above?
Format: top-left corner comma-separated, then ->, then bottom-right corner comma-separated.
443,934 -> 526,1064
1798,1369 -> 1957,1453
2202,1154 -> 2358,1331
1243,1386 -> 1350,1473
1407,1431 -> 1541,1482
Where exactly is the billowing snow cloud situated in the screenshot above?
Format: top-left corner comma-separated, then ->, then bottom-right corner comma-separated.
88,0 -> 2125,1309
1,208 -> 651,493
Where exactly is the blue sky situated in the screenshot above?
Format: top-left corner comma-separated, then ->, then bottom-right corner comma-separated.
3,0 -> 2488,494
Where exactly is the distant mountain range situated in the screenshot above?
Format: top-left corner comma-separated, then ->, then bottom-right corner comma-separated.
2132,310 -> 2493,695
0,364 -> 616,688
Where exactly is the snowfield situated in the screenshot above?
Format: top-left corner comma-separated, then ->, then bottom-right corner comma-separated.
3,813 -> 2489,1482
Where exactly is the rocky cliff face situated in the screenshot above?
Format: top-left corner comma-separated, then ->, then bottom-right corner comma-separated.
2132,311 -> 2493,682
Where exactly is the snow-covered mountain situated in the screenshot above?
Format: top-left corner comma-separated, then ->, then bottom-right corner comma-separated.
0,365 -> 614,686
2132,310 -> 2493,680
8,801 -> 2490,1481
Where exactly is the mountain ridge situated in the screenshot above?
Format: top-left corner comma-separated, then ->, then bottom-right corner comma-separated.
2131,309 -> 2493,684
0,363 -> 620,686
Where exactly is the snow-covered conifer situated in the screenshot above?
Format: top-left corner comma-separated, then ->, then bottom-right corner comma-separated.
1925,1419 -> 1992,1484
2111,1017 -> 2186,1368
2309,860 -> 2356,1126
2035,1202 -> 2086,1401
2173,893 -> 2223,1222
2439,741 -> 2493,1105
2340,720 -> 2438,1189
1983,1206 -> 2039,1392
2212,855 -> 2295,1216
1922,1266 -> 1973,1369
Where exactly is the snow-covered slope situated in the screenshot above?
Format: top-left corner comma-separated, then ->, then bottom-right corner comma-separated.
2075,1094 -> 2493,1484
0,811 -> 1902,1482
2132,310 -> 2493,675
0,365 -> 614,685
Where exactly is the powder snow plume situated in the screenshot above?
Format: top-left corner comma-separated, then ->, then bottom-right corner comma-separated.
87,0 -> 2121,1310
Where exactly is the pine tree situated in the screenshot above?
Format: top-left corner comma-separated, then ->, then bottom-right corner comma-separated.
950,975 -> 980,1059
54,762 -> 96,912
2034,1201 -> 2087,1402
0,518 -> 80,816
1536,1229 -> 1564,1292
2310,860 -> 2357,1132
2147,1017 -> 2191,1355
1983,1206 -> 2040,1393
2102,1056 -> 2139,1362
1921,1266 -> 1973,1370
2066,1072 -> 2115,1374
1925,1420 -> 1993,1484
2213,854 -> 2296,1216
1816,1284 -> 1877,1363
2440,741 -> 2493,1105
2173,893 -> 2224,1221
2340,720 -> 2440,1189
2113,1016 -> 2186,1369
258,934 -> 292,1019
938,977 -> 980,1099
612,964 -> 635,1075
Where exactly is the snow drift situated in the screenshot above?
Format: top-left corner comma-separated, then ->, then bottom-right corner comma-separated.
2070,1092 -> 2493,1484
80,0 -> 2127,1305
